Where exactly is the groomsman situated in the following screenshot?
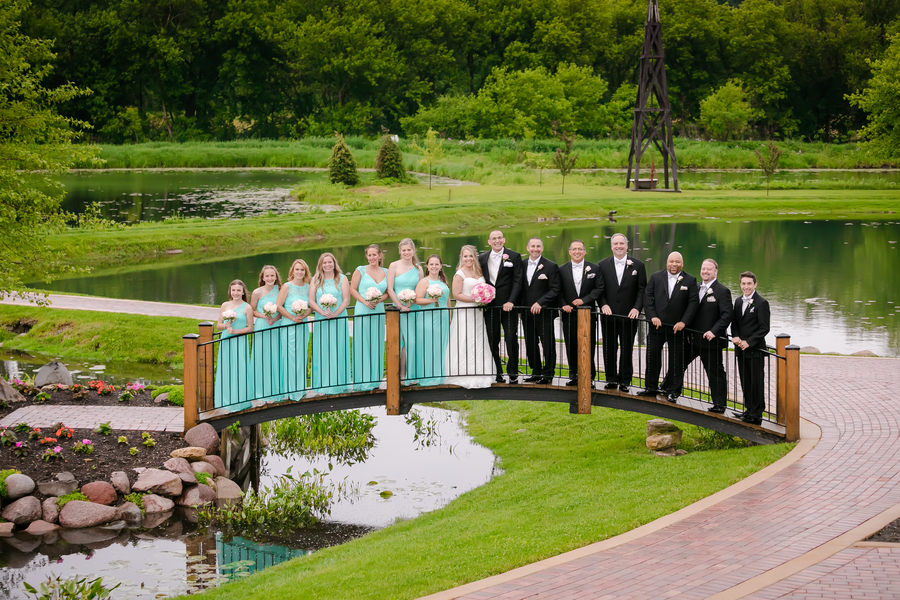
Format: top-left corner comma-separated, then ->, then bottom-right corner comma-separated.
597,233 -> 647,393
559,239 -> 603,386
639,251 -> 699,403
731,271 -> 771,425
675,259 -> 733,412
479,230 -> 524,383
520,237 -> 560,384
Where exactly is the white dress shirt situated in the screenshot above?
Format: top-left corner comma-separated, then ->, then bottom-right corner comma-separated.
667,271 -> 681,298
699,278 -> 716,300
527,257 -> 541,285
741,294 -> 753,315
488,250 -> 502,283
614,256 -> 627,285
572,260 -> 585,295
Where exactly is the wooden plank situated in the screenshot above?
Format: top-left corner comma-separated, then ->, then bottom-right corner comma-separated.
198,322 -> 214,413
182,333 -> 200,433
577,307 -> 592,414
785,345 -> 800,442
776,334 -> 790,425
386,307 -> 401,415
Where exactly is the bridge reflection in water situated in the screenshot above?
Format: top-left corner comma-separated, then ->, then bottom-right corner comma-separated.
182,306 -> 799,446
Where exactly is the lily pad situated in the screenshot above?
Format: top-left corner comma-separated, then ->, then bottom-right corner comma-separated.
380,490 -> 393,498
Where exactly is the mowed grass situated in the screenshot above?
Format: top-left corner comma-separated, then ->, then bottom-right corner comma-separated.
183,400 -> 792,600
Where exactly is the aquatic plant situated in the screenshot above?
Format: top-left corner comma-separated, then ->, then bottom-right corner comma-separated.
262,410 -> 376,465
23,574 -> 120,599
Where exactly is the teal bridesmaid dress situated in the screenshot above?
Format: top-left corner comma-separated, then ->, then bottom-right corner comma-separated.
353,266 -> 388,391
282,282 -> 310,400
311,274 -> 351,394
215,302 -> 254,412
393,267 -> 421,383
416,279 -> 450,386
252,286 -> 282,403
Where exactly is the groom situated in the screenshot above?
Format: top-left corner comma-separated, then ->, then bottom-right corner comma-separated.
479,230 -> 524,383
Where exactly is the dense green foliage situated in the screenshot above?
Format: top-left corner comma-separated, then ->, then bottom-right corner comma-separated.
0,469 -> 21,498
56,491 -> 89,508
16,0 -> 900,142
151,385 -> 186,406
375,134 -> 406,179
849,31 -> 900,158
262,411 -> 377,464
328,135 -> 359,186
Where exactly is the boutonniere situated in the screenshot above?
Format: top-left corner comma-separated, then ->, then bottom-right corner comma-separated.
706,287 -> 714,296
585,266 -> 591,272
677,275 -> 683,283
502,253 -> 509,260
748,298 -> 754,306
537,263 -> 544,270
626,259 -> 633,266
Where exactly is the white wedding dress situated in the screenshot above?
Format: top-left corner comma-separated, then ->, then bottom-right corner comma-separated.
445,272 -> 496,389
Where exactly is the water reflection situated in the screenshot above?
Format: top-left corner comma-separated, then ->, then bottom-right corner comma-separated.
0,350 -> 180,387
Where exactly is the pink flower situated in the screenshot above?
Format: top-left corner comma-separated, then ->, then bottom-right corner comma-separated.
82,439 -> 92,444
502,254 -> 509,260
53,446 -> 62,453
15,442 -> 22,448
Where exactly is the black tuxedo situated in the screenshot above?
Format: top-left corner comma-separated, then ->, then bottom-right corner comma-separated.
559,261 -> 603,379
479,248 -> 524,377
597,256 -> 647,386
643,270 -> 699,394
731,291 -> 771,420
520,256 -> 560,378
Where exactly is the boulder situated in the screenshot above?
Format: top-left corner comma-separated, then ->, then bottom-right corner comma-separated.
655,448 -> 678,457
799,346 -> 821,354
110,472 -> 130,495
2,496 -> 42,525
56,472 -> 76,483
37,480 -> 78,497
116,502 -> 142,524
154,392 -> 169,404
142,494 -> 175,514
141,510 -> 174,530
170,447 -> 207,462
191,461 -> 216,476
163,457 -> 193,476
184,423 -> 220,455
4,474 -> 35,499
4,533 -> 41,553
215,477 -> 243,508
81,481 -> 117,506
646,432 -> 682,451
34,361 -> 73,387
0,377 -> 26,403
176,484 -> 216,507
25,520 -> 59,536
852,350 -> 878,357
204,455 -> 226,477
131,469 -> 182,497
60,527 -> 119,546
646,419 -> 681,436
42,498 -> 59,524
58,501 -> 118,529
40,385 -> 57,393
0,522 -> 14,535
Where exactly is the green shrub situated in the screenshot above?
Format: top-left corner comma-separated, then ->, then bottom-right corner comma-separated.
375,134 -> 406,179
56,491 -> 89,508
0,469 -> 21,497
151,385 -> 184,406
23,574 -> 119,599
328,134 -> 359,186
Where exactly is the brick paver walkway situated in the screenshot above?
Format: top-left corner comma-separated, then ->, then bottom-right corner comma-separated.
0,405 -> 184,433
425,354 -> 900,600
0,293 -> 219,321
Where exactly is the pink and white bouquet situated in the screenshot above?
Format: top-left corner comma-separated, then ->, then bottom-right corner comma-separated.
471,283 -> 496,306
398,289 -> 417,306
262,302 -> 279,318
291,299 -> 308,315
319,294 -> 338,310
426,284 -> 444,299
365,287 -> 383,302
222,309 -> 237,324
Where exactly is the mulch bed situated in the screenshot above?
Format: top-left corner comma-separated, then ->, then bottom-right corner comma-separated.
867,519 -> 900,543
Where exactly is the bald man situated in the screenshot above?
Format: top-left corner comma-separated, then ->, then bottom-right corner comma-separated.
638,252 -> 699,403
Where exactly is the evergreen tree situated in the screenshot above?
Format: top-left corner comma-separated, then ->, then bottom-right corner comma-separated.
375,131 -> 406,179
328,134 -> 359,186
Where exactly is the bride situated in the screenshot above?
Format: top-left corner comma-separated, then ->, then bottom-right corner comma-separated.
445,245 -> 497,389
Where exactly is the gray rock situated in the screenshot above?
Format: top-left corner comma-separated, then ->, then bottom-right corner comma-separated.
646,419 -> 680,436
37,480 -> 78,497
176,484 -> 216,507
141,509 -> 174,530
58,501 -> 118,529
163,457 -> 193,475
674,449 -> 688,456
60,527 -> 119,546
204,455 -> 226,477
40,384 -> 57,393
131,469 -> 183,497
174,470 -> 197,485
655,448 -> 678,457
99,520 -> 126,531
799,346 -> 821,354
0,522 -> 14,535
191,461 -> 216,476
25,520 -> 59,536
142,494 -> 175,514
215,477 -> 243,508
4,533 -> 41,553
170,447 -> 207,462
34,361 -> 73,387
42,498 -> 59,524
4,474 -> 35,499
154,392 -> 169,404
0,378 -> 26,403
646,432 -> 682,451
56,472 -> 76,483
116,502 -> 142,524
81,481 -> 117,506
110,472 -> 130,495
2,496 -> 42,525
184,423 -> 220,455
852,350 -> 878,357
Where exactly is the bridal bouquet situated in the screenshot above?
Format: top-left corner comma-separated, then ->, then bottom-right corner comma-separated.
471,283 -> 496,306
262,302 -> 279,318
222,309 -> 237,324
291,299 -> 308,315
426,284 -> 444,299
365,287 -> 383,302
319,294 -> 338,310
398,289 -> 417,306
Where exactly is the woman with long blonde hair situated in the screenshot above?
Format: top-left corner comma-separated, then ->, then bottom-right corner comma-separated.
387,238 -> 424,382
308,252 -> 352,395
276,259 -> 312,399
214,279 -> 255,412
249,265 -> 283,405
414,254 -> 451,386
349,244 -> 389,390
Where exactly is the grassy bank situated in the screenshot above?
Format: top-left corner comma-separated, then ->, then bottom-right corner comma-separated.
0,305 -> 195,365
42,185 -> 900,276
81,138 -> 895,172
184,400 -> 792,600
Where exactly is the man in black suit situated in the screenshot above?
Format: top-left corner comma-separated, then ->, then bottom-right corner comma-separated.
479,230 -> 524,383
674,259 -> 733,412
519,237 -> 560,384
559,239 -> 603,386
731,271 -> 771,425
639,251 -> 699,403
598,233 -> 647,393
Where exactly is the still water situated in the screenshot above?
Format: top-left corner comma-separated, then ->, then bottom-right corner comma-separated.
34,219 -> 900,357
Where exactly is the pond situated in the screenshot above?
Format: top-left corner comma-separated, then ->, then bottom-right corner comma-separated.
32,219 -> 900,357
1,351 -> 181,387
0,406 -> 496,598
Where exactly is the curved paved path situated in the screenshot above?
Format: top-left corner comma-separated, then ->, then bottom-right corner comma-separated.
0,293 -> 219,321
425,354 -> 900,600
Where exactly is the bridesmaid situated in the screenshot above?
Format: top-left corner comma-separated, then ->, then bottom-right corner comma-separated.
309,252 -> 352,395
276,259 -> 312,400
250,265 -> 283,404
387,238 -> 423,383
349,244 -> 389,391
215,280 -> 254,412
415,254 -> 450,386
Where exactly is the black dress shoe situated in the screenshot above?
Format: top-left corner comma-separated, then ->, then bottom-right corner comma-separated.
495,375 -> 506,384
666,393 -> 678,403
707,406 -> 726,414
565,378 -> 578,386
524,375 -> 542,383
741,416 -> 763,425
619,385 -> 630,394
604,382 -> 618,390
507,375 -> 520,385
538,377 -> 553,385
636,389 -> 658,397
731,411 -> 745,419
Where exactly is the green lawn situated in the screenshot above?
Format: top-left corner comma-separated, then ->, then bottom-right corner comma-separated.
183,400 -> 791,600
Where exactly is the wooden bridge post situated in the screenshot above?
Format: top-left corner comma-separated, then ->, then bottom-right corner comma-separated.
183,333 -> 200,433
198,322 -> 215,413
775,334 -> 789,425
784,344 -> 800,442
385,306 -> 401,415
576,306 -> 592,414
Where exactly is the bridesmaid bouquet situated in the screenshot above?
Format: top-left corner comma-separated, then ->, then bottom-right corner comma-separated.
262,302 -> 279,318
365,287 -> 383,302
222,309 -> 237,324
426,284 -> 444,299
398,289 -> 417,306
471,283 -> 496,306
291,299 -> 308,315
319,294 -> 338,310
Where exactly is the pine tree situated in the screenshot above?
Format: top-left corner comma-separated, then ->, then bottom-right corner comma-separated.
328,134 -> 359,186
375,131 -> 406,179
